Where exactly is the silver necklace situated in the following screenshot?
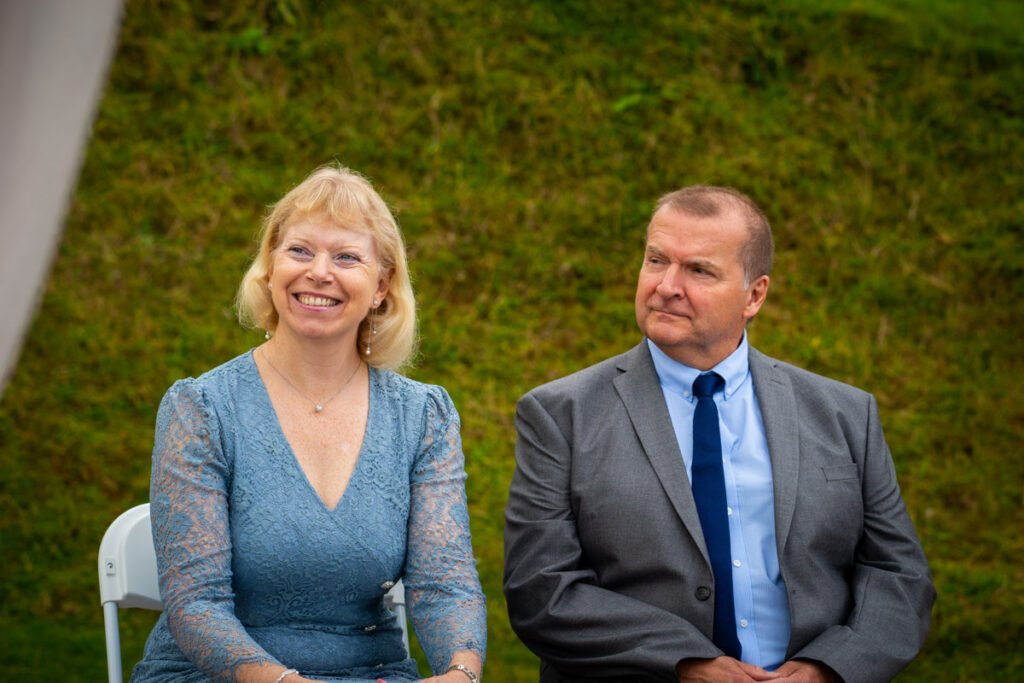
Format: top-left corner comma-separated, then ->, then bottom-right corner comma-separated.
259,347 -> 363,414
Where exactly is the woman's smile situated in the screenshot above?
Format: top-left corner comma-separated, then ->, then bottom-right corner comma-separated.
294,292 -> 341,308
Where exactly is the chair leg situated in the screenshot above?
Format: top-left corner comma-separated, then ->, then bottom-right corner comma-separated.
103,601 -> 123,683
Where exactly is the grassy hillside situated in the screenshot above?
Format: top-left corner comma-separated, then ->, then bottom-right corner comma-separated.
1,0 -> 1022,679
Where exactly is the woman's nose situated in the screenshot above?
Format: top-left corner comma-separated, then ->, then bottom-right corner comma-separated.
307,252 -> 332,282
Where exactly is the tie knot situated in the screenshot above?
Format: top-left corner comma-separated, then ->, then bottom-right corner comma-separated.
692,372 -> 724,399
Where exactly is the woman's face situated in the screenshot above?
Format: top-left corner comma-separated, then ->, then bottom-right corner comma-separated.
268,216 -> 389,346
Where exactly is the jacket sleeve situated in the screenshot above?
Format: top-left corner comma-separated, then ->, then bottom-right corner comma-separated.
503,390 -> 722,682
789,393 -> 936,683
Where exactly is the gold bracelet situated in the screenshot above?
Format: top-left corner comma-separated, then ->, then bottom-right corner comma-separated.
446,663 -> 479,683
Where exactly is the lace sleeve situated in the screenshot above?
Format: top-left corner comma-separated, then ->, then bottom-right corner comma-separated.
404,387 -> 487,673
150,380 -> 277,681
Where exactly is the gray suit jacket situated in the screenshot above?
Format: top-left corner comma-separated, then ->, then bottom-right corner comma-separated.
504,342 -> 935,683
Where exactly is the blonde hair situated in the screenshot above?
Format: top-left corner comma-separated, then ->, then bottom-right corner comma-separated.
237,164 -> 416,370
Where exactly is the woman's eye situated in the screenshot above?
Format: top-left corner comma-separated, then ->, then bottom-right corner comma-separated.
335,253 -> 360,264
287,246 -> 311,258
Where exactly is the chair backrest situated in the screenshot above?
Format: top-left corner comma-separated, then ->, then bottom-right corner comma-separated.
99,503 -> 162,611
98,503 -> 162,683
383,577 -> 410,653
98,503 -> 409,682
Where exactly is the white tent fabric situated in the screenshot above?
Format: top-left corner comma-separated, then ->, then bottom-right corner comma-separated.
0,0 -> 124,392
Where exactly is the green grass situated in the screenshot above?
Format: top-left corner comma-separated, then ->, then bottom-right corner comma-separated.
1,0 -> 1022,680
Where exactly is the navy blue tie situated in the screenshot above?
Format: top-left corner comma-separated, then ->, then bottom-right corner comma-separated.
691,372 -> 741,659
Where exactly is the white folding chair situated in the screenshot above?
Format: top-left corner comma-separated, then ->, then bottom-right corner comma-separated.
98,503 -> 162,683
98,503 -> 410,682
383,578 -> 409,652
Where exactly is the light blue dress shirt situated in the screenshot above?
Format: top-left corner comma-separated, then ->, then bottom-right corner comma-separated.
648,334 -> 791,670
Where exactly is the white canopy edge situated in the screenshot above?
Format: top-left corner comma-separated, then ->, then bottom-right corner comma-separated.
0,0 -> 124,393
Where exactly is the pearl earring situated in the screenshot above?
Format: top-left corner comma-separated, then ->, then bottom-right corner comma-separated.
365,300 -> 379,356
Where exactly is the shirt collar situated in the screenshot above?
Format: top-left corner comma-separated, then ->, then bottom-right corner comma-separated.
647,332 -> 750,401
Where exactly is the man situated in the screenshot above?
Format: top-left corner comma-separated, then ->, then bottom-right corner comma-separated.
503,186 -> 935,683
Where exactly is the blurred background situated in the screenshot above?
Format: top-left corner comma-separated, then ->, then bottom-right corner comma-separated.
1,0 -> 1021,680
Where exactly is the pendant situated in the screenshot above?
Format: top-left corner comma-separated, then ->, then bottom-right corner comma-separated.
315,404 -> 324,413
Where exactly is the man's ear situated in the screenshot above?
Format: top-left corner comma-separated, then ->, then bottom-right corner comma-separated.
744,275 -> 770,320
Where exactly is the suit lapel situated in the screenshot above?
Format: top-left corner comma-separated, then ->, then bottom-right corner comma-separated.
613,342 -> 710,564
749,347 -> 800,555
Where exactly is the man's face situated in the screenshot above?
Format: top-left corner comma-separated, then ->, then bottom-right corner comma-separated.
634,205 -> 768,370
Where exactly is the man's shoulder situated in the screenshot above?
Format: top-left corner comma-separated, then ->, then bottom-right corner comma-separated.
750,346 -> 872,403
520,343 -> 644,404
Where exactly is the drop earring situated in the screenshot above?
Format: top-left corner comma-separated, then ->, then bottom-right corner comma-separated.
265,282 -> 274,340
365,300 -> 379,356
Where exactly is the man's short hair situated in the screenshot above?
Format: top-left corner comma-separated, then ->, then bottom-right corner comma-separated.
654,185 -> 774,287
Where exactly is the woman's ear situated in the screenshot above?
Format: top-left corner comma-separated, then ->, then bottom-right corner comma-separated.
375,270 -> 392,304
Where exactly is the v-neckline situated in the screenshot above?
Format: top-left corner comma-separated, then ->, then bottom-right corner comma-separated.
248,349 -> 375,513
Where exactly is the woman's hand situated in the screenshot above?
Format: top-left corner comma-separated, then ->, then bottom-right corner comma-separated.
417,673 -> 472,682
278,674 -> 327,683
235,663 -> 328,683
416,651 -> 481,683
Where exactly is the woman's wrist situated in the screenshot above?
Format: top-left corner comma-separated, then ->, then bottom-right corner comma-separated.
445,663 -> 479,683
274,668 -> 299,683
235,662 -> 304,683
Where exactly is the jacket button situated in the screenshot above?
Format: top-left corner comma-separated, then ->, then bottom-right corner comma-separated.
695,586 -> 711,601
381,580 -> 395,590
362,624 -> 378,632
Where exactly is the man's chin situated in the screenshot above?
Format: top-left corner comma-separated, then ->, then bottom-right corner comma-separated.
645,331 -> 697,352
644,316 -> 693,338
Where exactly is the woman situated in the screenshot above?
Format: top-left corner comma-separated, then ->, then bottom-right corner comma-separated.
132,165 -> 486,683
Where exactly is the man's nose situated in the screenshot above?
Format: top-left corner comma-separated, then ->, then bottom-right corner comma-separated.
655,264 -> 684,297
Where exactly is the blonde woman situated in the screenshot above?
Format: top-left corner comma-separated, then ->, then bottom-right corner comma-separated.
132,166 -> 485,683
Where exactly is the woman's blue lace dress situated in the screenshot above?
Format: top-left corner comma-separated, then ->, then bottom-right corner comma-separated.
131,351 -> 486,682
